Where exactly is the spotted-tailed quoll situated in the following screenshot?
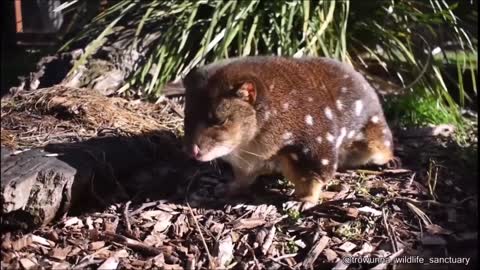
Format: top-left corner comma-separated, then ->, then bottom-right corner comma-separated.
182,56 -> 394,204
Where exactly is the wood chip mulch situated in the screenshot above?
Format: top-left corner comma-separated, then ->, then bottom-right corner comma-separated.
1,86 -> 477,270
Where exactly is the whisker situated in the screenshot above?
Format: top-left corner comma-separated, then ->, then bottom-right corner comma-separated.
238,149 -> 263,158
230,152 -> 251,169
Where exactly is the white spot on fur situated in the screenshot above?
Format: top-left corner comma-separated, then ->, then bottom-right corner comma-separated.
333,163 -> 338,171
290,153 -> 299,161
384,140 -> 391,147
354,100 -> 363,116
307,97 -> 314,102
326,132 -> 335,143
336,100 -> 343,110
272,109 -> 278,115
302,147 -> 310,154
269,84 -> 274,91
321,159 -> 330,165
371,115 -> 380,123
282,103 -> 289,111
265,111 -> 271,120
382,128 -> 388,134
324,107 -> 333,120
305,115 -> 314,126
282,132 -> 293,140
343,74 -> 350,79
363,84 -> 368,90
316,136 -> 322,143
284,140 -> 294,145
347,130 -> 355,139
354,132 -> 365,141
336,127 -> 347,148
341,87 -> 348,93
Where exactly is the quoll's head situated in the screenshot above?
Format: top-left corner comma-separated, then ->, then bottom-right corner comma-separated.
182,67 -> 260,162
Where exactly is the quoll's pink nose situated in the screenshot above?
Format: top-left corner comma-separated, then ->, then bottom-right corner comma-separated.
192,144 -> 200,158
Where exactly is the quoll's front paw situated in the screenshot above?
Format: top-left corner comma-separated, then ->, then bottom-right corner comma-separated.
283,199 -> 318,212
214,182 -> 250,198
386,156 -> 402,169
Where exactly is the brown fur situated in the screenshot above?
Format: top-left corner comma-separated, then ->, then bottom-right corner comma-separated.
183,56 -> 394,203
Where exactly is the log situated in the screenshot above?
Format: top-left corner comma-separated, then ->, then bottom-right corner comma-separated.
1,131 -> 188,230
1,147 -> 85,230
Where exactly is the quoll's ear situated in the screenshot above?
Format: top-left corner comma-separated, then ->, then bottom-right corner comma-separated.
236,82 -> 256,104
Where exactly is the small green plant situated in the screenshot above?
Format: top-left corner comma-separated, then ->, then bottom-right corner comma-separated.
287,240 -> 299,254
286,208 -> 302,223
334,220 -> 364,240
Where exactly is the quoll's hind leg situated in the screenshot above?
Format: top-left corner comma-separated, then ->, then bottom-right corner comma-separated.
343,116 -> 395,168
278,150 -> 336,204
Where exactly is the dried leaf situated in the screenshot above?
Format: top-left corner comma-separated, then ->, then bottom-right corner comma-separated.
98,257 -> 119,270
358,206 -> 382,217
173,214 -> 189,237
323,248 -> 338,262
86,217 -> 94,230
50,246 -> 72,261
209,222 -> 225,235
140,210 -> 167,220
338,241 -> 357,252
153,213 -> 173,232
89,241 -> 106,250
19,258 -> 36,270
63,217 -> 80,227
30,235 -> 51,247
232,218 -> 266,230
215,234 -> 233,268
261,226 -> 276,255
104,218 -> 119,233
143,232 -> 165,247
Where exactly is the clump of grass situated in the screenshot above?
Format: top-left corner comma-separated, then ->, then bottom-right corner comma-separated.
385,89 -> 463,127
383,85 -> 474,143
60,0 -> 476,134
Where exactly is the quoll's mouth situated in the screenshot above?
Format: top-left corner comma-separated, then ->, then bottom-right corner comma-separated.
190,144 -> 234,162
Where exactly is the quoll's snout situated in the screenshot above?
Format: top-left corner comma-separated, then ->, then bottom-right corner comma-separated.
192,144 -> 201,159
183,143 -> 201,159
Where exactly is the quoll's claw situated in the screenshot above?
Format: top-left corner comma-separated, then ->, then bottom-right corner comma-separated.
300,201 -> 317,212
283,200 -> 318,213
214,183 -> 229,197
386,156 -> 402,169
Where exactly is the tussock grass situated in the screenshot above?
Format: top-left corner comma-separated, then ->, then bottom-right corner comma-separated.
61,0 -> 477,136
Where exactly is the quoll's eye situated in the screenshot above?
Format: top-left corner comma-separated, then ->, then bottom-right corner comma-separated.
218,118 -> 227,125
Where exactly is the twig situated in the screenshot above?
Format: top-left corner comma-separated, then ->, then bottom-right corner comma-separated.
166,99 -> 185,118
102,232 -> 168,257
129,201 -> 161,216
187,202 -> 215,269
382,207 -> 398,252
123,201 -> 132,236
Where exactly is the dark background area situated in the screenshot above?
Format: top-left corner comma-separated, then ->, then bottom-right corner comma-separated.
1,0 -> 106,97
